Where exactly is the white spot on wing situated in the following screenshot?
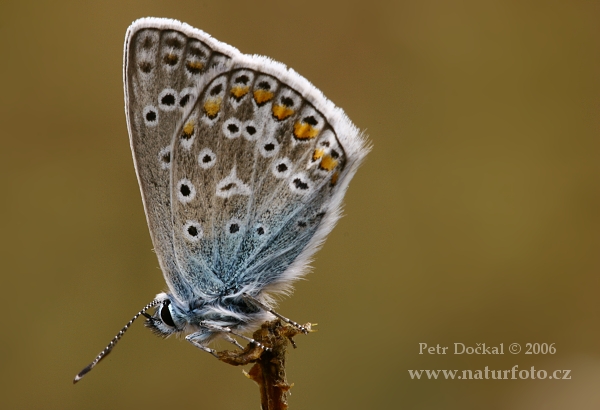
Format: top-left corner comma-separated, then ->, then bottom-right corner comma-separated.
272,158 -> 292,179
225,218 -> 243,236
158,88 -> 178,111
198,148 -> 216,169
260,137 -> 280,158
242,120 -> 259,141
178,88 -> 197,110
176,178 -> 196,203
222,118 -> 242,139
143,105 -> 159,127
216,166 -> 251,198
183,220 -> 203,242
289,172 -> 313,195
158,146 -> 171,169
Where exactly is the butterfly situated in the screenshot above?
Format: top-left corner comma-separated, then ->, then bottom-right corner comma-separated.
74,17 -> 369,383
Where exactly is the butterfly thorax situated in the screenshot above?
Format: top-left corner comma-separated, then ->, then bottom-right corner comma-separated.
144,291 -> 269,340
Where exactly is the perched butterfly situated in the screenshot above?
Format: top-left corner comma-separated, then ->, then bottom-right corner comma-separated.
74,17 -> 369,383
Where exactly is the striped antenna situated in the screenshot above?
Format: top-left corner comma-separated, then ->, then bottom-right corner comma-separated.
73,299 -> 162,384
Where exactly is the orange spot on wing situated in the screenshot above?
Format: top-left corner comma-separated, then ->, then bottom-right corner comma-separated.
164,54 -> 178,65
254,89 -> 274,105
231,86 -> 249,99
331,171 -> 340,186
186,61 -> 204,71
272,105 -> 294,120
293,121 -> 318,140
319,155 -> 338,171
182,121 -> 195,139
203,98 -> 222,119
312,149 -> 324,161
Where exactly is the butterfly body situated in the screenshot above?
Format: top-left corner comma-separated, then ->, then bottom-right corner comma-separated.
76,18 -> 368,377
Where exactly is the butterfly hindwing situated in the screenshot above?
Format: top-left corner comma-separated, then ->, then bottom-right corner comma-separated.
170,68 -> 349,298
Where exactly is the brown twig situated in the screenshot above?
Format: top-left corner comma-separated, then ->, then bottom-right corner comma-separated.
217,320 -> 312,410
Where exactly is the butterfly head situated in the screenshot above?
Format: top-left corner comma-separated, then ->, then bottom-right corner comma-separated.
143,293 -> 186,337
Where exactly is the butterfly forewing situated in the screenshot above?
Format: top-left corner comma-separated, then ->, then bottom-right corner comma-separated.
124,24 -> 232,301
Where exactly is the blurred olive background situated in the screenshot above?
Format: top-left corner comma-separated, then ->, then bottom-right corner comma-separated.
1,0 -> 599,409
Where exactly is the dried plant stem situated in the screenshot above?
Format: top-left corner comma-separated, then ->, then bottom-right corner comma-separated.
217,320 -> 312,410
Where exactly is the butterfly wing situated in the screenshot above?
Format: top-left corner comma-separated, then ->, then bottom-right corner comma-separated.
167,43 -> 369,300
124,19 -> 235,302
125,18 -> 369,304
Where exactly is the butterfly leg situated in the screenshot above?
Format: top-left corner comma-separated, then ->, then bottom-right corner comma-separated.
200,322 -> 271,352
222,334 -> 244,350
185,333 -> 219,358
242,293 -> 309,334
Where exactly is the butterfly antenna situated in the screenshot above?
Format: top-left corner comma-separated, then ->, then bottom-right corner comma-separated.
73,299 -> 162,384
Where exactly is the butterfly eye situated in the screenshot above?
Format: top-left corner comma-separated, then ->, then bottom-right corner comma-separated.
160,303 -> 175,328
